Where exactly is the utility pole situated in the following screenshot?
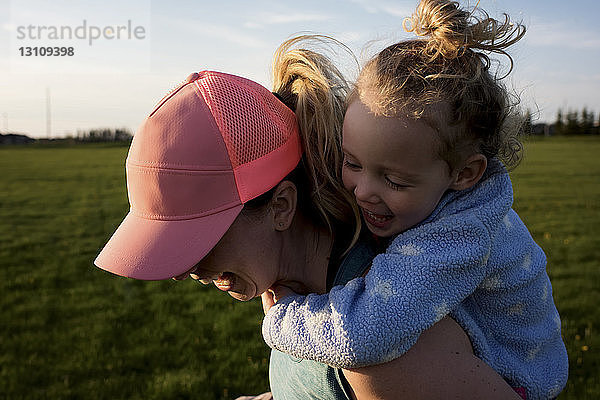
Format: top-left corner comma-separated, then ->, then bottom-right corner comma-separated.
46,87 -> 51,138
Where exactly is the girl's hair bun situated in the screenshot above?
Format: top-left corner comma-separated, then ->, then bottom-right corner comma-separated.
403,0 -> 525,61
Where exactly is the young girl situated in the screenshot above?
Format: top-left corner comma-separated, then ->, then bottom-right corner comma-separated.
261,1 -> 568,398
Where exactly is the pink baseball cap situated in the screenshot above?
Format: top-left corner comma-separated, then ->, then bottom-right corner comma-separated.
94,71 -> 301,280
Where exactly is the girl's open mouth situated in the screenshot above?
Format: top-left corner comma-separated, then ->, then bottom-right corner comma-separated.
362,208 -> 393,228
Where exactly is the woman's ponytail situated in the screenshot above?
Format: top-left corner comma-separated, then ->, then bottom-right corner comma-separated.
272,35 -> 361,247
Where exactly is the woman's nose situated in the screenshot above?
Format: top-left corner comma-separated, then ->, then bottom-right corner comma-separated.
172,271 -> 190,281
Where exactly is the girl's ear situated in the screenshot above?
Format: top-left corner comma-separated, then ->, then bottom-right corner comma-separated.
270,181 -> 298,231
449,154 -> 487,191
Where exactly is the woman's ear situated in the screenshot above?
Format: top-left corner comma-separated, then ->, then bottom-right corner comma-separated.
270,181 -> 298,231
449,154 -> 487,191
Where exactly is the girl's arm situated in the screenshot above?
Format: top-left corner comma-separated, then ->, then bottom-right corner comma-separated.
262,214 -> 492,368
342,316 -> 523,400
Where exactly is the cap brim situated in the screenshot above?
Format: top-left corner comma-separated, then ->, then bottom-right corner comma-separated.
94,205 -> 243,280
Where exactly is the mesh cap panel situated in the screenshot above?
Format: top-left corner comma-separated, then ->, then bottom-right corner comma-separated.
196,72 -> 297,168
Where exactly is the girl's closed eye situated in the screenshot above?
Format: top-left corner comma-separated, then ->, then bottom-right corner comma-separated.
343,156 -> 361,171
385,175 -> 410,191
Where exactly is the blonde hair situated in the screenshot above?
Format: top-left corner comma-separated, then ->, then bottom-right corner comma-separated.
356,0 -> 526,170
271,35 -> 361,247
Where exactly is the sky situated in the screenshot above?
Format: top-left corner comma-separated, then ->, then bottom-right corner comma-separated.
0,0 -> 599,138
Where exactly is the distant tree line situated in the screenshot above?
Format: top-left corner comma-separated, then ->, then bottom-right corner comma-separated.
74,127 -> 133,142
0,133 -> 35,145
2,108 -> 598,146
1,127 -> 133,145
553,108 -> 598,135
522,107 -> 600,136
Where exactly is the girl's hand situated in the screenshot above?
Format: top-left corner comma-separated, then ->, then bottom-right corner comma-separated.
261,290 -> 275,315
234,392 -> 273,400
261,285 -> 297,314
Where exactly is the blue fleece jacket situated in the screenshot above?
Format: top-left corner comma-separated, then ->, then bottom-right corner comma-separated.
262,159 -> 568,400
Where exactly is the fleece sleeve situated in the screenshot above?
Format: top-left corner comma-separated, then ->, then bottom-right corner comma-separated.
261,214 -> 492,369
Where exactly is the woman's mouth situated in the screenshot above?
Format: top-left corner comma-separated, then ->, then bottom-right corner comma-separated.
362,208 -> 393,229
213,272 -> 236,291
195,272 -> 254,301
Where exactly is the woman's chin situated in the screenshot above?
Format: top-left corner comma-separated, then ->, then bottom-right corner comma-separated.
228,291 -> 253,301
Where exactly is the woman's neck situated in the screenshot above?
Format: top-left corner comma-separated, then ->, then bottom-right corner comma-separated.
276,213 -> 333,295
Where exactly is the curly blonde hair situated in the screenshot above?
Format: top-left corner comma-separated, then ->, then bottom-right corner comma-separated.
355,0 -> 526,170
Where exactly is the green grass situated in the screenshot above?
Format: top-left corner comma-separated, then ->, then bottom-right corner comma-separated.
0,144 -> 269,399
1,138 -> 598,399
510,136 -> 600,398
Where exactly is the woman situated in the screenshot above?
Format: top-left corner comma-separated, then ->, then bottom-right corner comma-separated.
94,37 -> 522,399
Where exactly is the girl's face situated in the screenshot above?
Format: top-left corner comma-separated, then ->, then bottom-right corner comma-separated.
342,100 -> 456,238
174,212 -> 280,301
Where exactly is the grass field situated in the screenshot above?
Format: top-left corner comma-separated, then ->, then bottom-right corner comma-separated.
0,137 -> 598,399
